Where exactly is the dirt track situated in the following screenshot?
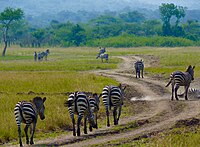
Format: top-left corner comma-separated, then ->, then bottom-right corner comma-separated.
24,55 -> 200,146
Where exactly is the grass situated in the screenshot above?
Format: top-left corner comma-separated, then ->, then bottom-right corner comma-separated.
1,46 -> 200,145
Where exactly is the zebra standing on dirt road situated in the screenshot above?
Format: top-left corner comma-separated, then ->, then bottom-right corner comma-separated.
65,92 -> 97,136
166,65 -> 195,100
14,97 -> 46,147
88,93 -> 101,131
101,84 -> 126,127
134,59 -> 144,78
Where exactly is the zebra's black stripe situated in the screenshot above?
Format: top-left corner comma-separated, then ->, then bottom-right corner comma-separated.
134,60 -> 144,78
102,84 -> 126,127
14,97 -> 46,147
65,92 -> 97,136
166,65 -> 195,100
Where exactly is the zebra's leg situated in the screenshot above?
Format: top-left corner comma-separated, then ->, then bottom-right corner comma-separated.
138,70 -> 141,78
24,124 -> 30,144
106,108 -> 110,127
96,113 -> 98,129
117,105 -> 122,124
175,85 -> 179,100
18,125 -> 23,147
84,116 -> 87,134
142,69 -> 144,78
77,115 -> 83,136
113,108 -> 117,125
71,116 -> 76,136
135,71 -> 138,78
171,83 -> 174,100
185,85 -> 189,100
30,122 -> 36,145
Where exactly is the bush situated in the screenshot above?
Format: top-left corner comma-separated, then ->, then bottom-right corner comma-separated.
87,35 -> 197,47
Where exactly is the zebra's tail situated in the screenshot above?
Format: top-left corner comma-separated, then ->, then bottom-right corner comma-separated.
165,79 -> 172,87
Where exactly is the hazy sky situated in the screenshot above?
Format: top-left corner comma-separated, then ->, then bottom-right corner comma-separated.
138,0 -> 199,9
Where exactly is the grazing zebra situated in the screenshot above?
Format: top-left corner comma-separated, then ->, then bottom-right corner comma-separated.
14,97 -> 46,147
134,60 -> 144,78
88,93 -> 101,131
65,92 -> 97,136
178,88 -> 200,99
166,65 -> 195,100
101,84 -> 126,127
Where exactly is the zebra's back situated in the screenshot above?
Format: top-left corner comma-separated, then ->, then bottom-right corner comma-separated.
14,101 -> 37,125
67,92 -> 90,116
170,71 -> 192,86
102,85 -> 122,109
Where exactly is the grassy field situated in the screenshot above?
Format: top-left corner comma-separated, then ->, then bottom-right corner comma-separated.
0,46 -> 200,145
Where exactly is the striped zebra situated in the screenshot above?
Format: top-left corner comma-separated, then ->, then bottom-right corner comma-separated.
134,60 -> 144,78
178,88 -> 200,99
14,97 -> 46,147
166,65 -> 195,100
88,93 -> 101,131
38,49 -> 50,61
96,48 -> 108,63
101,84 -> 126,127
65,92 -> 97,136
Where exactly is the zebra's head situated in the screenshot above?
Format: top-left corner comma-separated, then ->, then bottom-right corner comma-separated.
186,65 -> 195,80
119,83 -> 126,100
88,113 -> 97,129
32,97 -> 46,120
93,93 -> 100,106
46,49 -> 50,54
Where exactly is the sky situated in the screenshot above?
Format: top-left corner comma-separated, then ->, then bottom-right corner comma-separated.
138,0 -> 200,9
0,0 -> 199,15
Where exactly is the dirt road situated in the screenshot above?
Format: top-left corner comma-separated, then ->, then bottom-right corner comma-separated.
33,55 -> 200,146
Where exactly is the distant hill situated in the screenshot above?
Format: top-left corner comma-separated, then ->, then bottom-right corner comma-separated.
0,0 -> 199,27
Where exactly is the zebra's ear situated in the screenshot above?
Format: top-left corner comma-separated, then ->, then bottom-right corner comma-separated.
193,66 -> 195,69
43,97 -> 46,102
99,93 -> 102,98
123,85 -> 127,91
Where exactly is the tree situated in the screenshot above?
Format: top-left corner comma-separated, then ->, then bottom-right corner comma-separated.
31,29 -> 45,47
119,11 -> 145,23
159,3 -> 186,36
0,7 -> 24,56
69,24 -> 86,46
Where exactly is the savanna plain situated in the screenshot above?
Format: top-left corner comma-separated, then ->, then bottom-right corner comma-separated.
1,46 -> 200,147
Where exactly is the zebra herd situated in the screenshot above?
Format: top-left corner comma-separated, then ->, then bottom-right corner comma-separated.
13,55 -> 196,146
14,84 -> 126,146
34,49 -> 50,61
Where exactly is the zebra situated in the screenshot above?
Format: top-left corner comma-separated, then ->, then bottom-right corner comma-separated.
165,65 -> 195,100
65,91 -> 97,136
134,60 -> 144,78
14,96 -> 46,147
96,47 -> 108,63
38,49 -> 50,61
88,93 -> 101,131
178,88 -> 200,99
101,84 -> 126,127
33,51 -> 37,61
96,53 -> 109,63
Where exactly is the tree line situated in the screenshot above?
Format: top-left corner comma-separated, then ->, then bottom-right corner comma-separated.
0,3 -> 200,56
